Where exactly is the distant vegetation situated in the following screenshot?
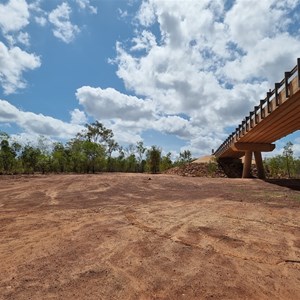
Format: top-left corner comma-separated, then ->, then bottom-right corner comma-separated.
0,122 -> 193,175
1,123 -> 299,178
264,142 -> 300,179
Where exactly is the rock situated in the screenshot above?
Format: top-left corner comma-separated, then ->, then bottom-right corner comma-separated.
164,162 -> 227,178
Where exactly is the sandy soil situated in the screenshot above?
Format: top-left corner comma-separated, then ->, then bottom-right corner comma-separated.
0,174 -> 300,300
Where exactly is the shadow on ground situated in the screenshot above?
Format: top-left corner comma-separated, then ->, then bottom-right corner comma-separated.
265,179 -> 300,191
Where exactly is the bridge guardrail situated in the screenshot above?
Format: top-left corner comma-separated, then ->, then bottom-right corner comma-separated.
214,58 -> 300,158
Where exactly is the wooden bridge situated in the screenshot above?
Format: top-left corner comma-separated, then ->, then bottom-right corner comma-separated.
214,58 -> 300,179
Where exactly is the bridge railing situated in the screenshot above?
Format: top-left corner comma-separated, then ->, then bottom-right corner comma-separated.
214,58 -> 300,158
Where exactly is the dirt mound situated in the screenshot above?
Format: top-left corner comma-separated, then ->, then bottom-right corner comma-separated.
165,162 -> 227,177
192,155 -> 215,163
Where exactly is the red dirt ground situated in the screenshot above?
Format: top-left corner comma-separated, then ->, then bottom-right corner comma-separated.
1,174 -> 300,299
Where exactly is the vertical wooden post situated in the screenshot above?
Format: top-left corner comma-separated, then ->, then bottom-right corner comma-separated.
242,151 -> 252,178
254,151 -> 266,179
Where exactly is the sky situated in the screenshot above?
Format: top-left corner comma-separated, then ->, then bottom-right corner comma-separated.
0,0 -> 300,158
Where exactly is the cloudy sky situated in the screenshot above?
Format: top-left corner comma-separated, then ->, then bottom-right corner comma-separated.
0,0 -> 300,158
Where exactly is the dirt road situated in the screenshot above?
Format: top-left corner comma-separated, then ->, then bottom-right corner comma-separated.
0,174 -> 300,299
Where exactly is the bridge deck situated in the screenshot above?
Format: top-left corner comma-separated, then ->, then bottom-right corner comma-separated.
215,60 -> 300,159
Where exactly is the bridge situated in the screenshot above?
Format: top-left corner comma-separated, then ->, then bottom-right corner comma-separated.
214,58 -> 300,179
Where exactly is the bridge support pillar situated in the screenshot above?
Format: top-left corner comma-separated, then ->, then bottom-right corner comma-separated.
233,143 -> 274,179
254,151 -> 266,179
242,151 -> 266,179
242,151 -> 252,178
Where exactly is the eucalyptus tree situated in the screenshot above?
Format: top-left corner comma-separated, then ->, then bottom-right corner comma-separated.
136,141 -> 146,172
20,145 -> 41,173
283,141 -> 294,178
146,146 -> 161,174
52,142 -> 69,173
160,152 -> 173,171
0,139 -> 16,173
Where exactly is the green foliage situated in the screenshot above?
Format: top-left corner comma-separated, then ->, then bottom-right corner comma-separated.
21,145 -> 41,174
0,139 -> 16,173
264,142 -> 300,178
136,141 -> 146,172
160,152 -> 173,171
1,126 -> 298,179
52,143 -> 69,173
174,150 -> 193,166
283,141 -> 294,178
0,126 -> 192,175
146,146 -> 161,174
207,159 -> 218,176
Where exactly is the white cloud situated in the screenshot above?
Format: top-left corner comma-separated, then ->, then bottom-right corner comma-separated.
29,0 -> 48,26
0,0 -> 29,33
48,2 -> 80,43
152,115 -> 191,137
70,108 -> 87,125
131,30 -> 157,52
10,132 -> 55,149
136,0 -> 156,26
1,0 -> 298,157
0,42 -> 41,94
76,86 -> 155,121
225,0 -> 299,51
16,31 -> 30,46
0,99 -> 83,139
222,34 -> 300,84
75,0 -> 98,14
34,16 -> 47,26
105,0 -> 300,155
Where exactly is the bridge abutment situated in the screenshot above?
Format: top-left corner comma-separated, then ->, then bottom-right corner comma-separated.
217,158 -> 243,178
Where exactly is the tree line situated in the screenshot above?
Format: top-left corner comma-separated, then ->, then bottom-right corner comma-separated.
264,142 -> 300,178
0,121 -> 193,175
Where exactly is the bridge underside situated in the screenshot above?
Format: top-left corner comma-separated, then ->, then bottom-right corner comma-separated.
218,143 -> 276,179
215,61 -> 300,179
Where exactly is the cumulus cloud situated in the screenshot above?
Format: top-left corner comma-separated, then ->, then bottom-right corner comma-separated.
104,0 -> 300,155
0,42 -> 41,94
75,0 -> 98,14
76,86 -> 155,121
16,31 -> 30,46
0,0 -> 30,33
222,34 -> 300,84
48,2 -> 80,43
70,108 -> 87,125
136,0 -> 156,26
1,0 -> 298,156
0,99 -> 83,139
131,30 -> 157,52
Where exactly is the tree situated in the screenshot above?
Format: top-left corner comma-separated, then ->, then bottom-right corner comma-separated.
82,121 -> 114,144
21,145 -> 41,173
146,146 -> 161,174
179,150 -> 192,163
52,142 -> 69,173
160,152 -> 173,171
136,141 -> 146,172
67,139 -> 86,173
78,121 -> 119,171
283,142 -> 294,178
0,139 -> 16,173
66,138 -> 105,173
82,140 -> 105,173
106,139 -> 119,171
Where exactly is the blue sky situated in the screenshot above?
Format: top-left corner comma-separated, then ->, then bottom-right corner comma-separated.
0,0 -> 300,158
